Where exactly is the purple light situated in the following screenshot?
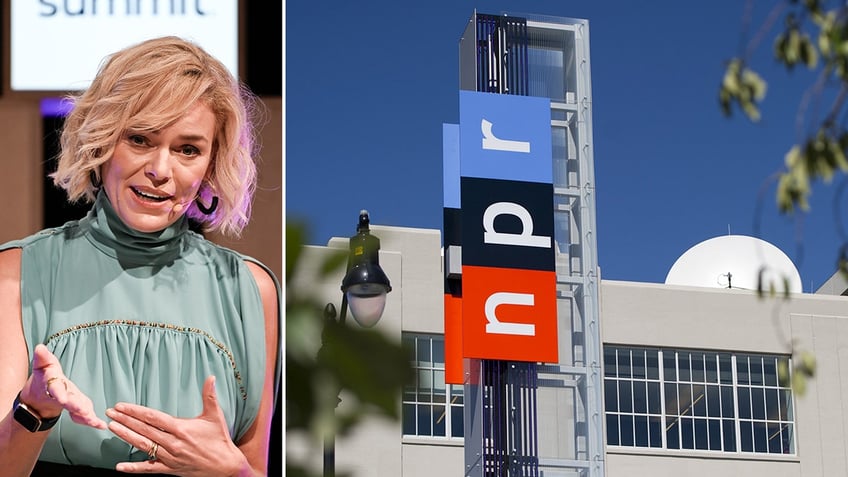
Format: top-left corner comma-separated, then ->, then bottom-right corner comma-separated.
40,97 -> 74,118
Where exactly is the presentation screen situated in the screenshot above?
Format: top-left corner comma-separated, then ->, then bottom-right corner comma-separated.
11,0 -> 239,91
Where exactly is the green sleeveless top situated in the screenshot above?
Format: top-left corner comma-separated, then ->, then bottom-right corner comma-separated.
1,192 -> 280,468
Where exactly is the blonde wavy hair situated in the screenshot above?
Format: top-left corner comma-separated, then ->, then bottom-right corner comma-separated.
51,35 -> 260,237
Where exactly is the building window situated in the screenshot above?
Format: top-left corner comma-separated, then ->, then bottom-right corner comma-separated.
604,346 -> 794,455
402,334 -> 464,439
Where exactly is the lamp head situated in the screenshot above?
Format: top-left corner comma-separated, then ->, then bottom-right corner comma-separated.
342,210 -> 392,327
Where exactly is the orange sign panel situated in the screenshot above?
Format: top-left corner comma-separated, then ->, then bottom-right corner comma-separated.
461,265 -> 558,363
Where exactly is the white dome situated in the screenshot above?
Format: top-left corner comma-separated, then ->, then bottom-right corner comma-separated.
665,235 -> 802,293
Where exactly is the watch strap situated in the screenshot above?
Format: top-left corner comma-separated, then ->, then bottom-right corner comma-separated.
13,392 -> 60,432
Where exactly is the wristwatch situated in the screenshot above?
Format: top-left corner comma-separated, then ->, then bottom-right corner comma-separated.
12,392 -> 60,432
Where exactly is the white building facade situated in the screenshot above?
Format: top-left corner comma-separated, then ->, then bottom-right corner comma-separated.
287,224 -> 848,477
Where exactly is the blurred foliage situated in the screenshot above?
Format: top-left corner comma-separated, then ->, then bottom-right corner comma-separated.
778,348 -> 817,394
719,58 -> 768,122
756,265 -> 793,299
286,220 -> 414,477
716,0 -> 848,394
720,0 -> 848,223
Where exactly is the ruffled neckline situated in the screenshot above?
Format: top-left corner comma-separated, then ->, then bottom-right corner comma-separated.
84,190 -> 188,266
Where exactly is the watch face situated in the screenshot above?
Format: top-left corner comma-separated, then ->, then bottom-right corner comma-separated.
14,402 -> 43,432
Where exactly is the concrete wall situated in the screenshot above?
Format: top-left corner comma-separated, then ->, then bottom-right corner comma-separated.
601,280 -> 848,477
601,281 -> 795,354
289,230 -> 848,477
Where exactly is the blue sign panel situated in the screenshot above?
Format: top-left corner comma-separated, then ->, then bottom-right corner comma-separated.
459,91 -> 552,184
443,123 -> 461,209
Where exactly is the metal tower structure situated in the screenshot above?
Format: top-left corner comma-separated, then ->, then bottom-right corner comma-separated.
458,11 -> 603,477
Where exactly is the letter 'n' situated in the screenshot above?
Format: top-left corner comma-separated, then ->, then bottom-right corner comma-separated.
484,292 -> 535,336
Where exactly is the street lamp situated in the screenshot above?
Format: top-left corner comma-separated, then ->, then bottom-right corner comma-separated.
323,209 -> 392,477
339,209 -> 392,327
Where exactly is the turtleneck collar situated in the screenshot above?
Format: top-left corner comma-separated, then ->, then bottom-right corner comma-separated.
84,190 -> 189,266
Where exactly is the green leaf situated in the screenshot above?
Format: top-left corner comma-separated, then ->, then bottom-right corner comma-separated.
817,29 -> 831,57
786,29 -> 801,66
777,358 -> 791,387
775,32 -> 788,61
722,59 -> 741,93
719,59 -> 768,122
742,70 -> 767,100
830,138 -> 848,171
802,37 -> 819,68
792,371 -> 807,396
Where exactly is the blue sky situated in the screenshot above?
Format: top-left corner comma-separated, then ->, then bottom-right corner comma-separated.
284,1 -> 845,291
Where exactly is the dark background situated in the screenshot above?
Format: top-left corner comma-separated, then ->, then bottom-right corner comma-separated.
245,4 -> 283,476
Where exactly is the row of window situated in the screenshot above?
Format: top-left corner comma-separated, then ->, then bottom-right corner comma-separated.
606,345 -> 784,387
401,335 -> 796,456
604,346 -> 795,454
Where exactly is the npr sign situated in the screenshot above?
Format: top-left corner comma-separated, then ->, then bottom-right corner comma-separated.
459,91 -> 558,363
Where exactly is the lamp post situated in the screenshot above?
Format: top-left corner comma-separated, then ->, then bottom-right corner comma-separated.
322,210 -> 392,477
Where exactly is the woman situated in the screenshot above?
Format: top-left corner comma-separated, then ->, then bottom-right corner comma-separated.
0,36 -> 280,476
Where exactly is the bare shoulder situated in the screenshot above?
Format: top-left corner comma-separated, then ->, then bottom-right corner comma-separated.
0,248 -> 22,321
243,260 -> 278,302
243,260 -> 279,360
244,261 -> 280,328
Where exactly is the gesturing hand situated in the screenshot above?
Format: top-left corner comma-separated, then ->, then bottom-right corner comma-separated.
21,343 -> 108,429
106,375 -> 249,477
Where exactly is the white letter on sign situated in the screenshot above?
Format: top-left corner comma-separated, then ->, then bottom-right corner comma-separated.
481,119 -> 530,153
485,292 -> 535,336
483,202 -> 551,248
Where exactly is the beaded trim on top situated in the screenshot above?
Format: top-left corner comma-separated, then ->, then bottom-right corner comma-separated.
45,319 -> 247,401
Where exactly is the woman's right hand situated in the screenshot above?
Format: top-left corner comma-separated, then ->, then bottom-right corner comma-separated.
19,343 -> 107,429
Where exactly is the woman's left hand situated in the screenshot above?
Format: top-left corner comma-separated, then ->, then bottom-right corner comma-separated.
106,375 -> 250,477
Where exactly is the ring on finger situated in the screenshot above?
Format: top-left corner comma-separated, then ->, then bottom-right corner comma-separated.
44,377 -> 67,400
147,441 -> 159,461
